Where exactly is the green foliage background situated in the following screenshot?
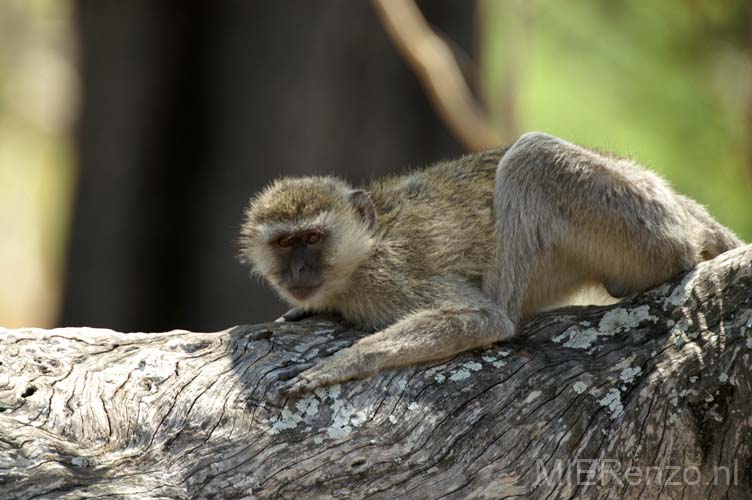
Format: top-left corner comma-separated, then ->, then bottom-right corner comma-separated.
482,0 -> 751,239
0,1 -> 749,327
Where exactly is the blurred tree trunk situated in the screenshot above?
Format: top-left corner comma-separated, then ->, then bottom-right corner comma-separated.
62,0 -> 476,333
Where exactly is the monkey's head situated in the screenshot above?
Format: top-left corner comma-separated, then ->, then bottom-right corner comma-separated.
239,177 -> 377,309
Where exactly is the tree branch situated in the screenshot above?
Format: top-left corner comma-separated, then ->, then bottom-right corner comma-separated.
371,0 -> 501,151
1,245 -> 751,499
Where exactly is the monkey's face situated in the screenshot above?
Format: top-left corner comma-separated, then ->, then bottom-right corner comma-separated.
268,228 -> 327,300
239,177 -> 376,310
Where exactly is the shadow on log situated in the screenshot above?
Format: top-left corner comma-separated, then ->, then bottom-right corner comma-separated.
1,245 -> 751,499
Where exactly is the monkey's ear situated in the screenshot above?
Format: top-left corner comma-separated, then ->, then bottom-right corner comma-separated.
348,190 -> 377,230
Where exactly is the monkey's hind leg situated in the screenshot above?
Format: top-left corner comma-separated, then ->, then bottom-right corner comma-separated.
677,194 -> 744,260
487,132 -> 707,321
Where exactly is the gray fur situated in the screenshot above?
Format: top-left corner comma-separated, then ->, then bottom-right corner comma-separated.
239,132 -> 744,395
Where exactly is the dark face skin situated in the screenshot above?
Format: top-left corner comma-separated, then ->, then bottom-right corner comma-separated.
273,229 -> 326,299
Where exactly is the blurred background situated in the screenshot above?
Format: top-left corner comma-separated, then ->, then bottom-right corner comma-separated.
0,0 -> 750,332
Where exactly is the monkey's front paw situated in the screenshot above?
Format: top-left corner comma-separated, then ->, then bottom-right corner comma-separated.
279,375 -> 321,397
278,364 -> 341,397
275,308 -> 316,323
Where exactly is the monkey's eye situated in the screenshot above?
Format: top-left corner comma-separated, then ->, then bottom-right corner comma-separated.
276,236 -> 293,248
305,231 -> 322,245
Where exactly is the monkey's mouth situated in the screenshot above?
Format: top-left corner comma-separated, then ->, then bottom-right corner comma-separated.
286,285 -> 321,300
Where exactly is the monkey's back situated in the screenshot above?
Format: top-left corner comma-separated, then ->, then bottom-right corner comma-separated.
365,148 -> 506,280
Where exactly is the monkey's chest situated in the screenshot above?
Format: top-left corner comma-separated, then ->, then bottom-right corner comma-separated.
333,284 -> 421,331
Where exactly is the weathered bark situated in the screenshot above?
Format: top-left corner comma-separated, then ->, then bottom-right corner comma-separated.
2,245 -> 751,499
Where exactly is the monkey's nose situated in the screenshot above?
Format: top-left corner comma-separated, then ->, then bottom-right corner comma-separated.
291,262 -> 305,281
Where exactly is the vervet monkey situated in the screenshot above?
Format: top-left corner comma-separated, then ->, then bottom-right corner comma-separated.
239,132 -> 743,394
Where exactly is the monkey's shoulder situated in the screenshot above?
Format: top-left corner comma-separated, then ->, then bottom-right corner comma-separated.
356,149 -> 503,278
365,147 -> 506,217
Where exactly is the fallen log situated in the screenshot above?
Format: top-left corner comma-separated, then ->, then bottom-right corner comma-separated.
1,245 -> 751,499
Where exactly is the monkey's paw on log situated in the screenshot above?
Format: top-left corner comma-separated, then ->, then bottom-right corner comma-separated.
1,246 -> 751,500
